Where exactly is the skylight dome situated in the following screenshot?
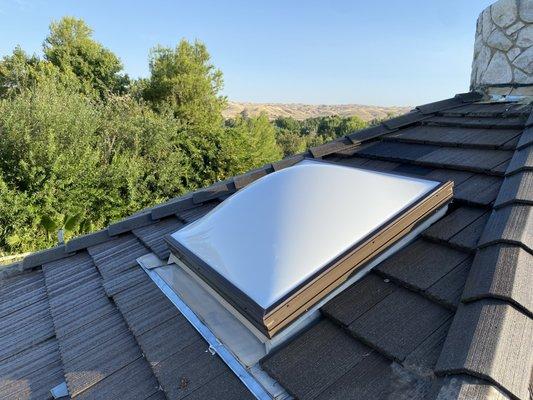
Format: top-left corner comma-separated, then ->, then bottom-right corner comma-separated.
167,160 -> 452,338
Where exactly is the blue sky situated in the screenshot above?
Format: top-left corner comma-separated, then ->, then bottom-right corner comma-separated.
0,0 -> 494,106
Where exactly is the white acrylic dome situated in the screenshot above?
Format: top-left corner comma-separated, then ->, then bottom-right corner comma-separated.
170,160 -> 440,309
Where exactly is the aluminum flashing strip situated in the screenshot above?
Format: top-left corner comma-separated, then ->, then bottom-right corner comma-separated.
50,382 -> 69,399
137,255 -> 278,400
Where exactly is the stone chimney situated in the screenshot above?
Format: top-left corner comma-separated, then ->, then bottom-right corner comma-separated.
470,0 -> 532,97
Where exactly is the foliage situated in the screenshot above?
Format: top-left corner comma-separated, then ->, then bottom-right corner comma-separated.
223,114 -> 281,175
0,16 -> 367,255
43,17 -> 129,98
142,40 -> 226,134
273,115 -> 367,157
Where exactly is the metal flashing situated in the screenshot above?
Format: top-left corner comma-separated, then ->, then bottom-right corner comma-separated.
50,382 -> 69,399
137,256 -> 278,400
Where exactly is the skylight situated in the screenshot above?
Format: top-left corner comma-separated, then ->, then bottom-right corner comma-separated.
166,160 -> 453,338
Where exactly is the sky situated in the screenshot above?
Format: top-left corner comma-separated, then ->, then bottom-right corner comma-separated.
0,0 -> 495,106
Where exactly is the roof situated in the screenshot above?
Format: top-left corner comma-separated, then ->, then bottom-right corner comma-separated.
0,92 -> 532,400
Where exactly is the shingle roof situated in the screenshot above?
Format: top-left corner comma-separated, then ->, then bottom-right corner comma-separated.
0,93 -> 531,400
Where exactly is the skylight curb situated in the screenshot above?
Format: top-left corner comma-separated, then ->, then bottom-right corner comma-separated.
166,161 -> 453,338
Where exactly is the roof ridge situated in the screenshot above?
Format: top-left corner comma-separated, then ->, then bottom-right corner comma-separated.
434,106 -> 533,400
0,92 -> 483,279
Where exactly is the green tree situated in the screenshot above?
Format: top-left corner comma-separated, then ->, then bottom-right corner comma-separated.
0,47 -> 40,98
336,115 -> 366,136
223,114 -> 282,175
142,40 -> 226,134
43,17 -> 128,98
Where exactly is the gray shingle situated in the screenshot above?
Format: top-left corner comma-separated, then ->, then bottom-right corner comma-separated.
426,116 -> 526,129
152,339 -> 229,400
87,234 -> 149,280
135,315 -> 201,367
107,211 -> 155,236
73,358 -> 160,400
102,266 -> 147,297
21,244 -> 69,270
435,300 -> 532,399
65,228 -> 111,252
59,311 -> 131,363
382,111 -> 430,130
113,279 -> 168,314
233,166 -> 270,189
120,293 -> 180,336
150,194 -> 195,220
403,318 -> 453,369
64,333 -> 143,397
262,319 -> 376,400
177,201 -> 219,223
462,244 -> 532,315
0,271 -> 47,319
321,273 -> 397,326
347,288 -> 452,361
313,353 -> 397,400
355,141 -> 439,163
506,145 -> 533,175
449,212 -> 490,251
132,216 -> 184,260
415,96 -> 465,114
310,137 -> 353,158
494,171 -> 533,208
346,124 -> 394,145
454,174 -> 502,206
424,207 -> 488,243
182,369 -> 255,400
425,257 -> 473,308
417,147 -> 512,174
425,168 -> 474,187
516,126 -> 533,149
386,126 -> 521,149
192,180 -> 235,204
375,239 -> 469,291
478,205 -> 532,251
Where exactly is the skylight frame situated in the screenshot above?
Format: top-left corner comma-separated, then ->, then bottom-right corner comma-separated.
165,160 -> 453,338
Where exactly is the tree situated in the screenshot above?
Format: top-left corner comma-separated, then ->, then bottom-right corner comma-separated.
0,47 -> 40,98
43,17 -> 128,98
142,40 -> 226,134
336,115 -> 366,136
222,114 -> 282,175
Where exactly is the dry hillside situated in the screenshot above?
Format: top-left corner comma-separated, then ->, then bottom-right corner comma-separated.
223,101 -> 411,121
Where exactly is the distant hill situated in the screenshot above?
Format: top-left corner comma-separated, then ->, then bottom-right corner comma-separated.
223,101 -> 411,121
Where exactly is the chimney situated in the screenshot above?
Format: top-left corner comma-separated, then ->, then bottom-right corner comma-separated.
470,0 -> 532,97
